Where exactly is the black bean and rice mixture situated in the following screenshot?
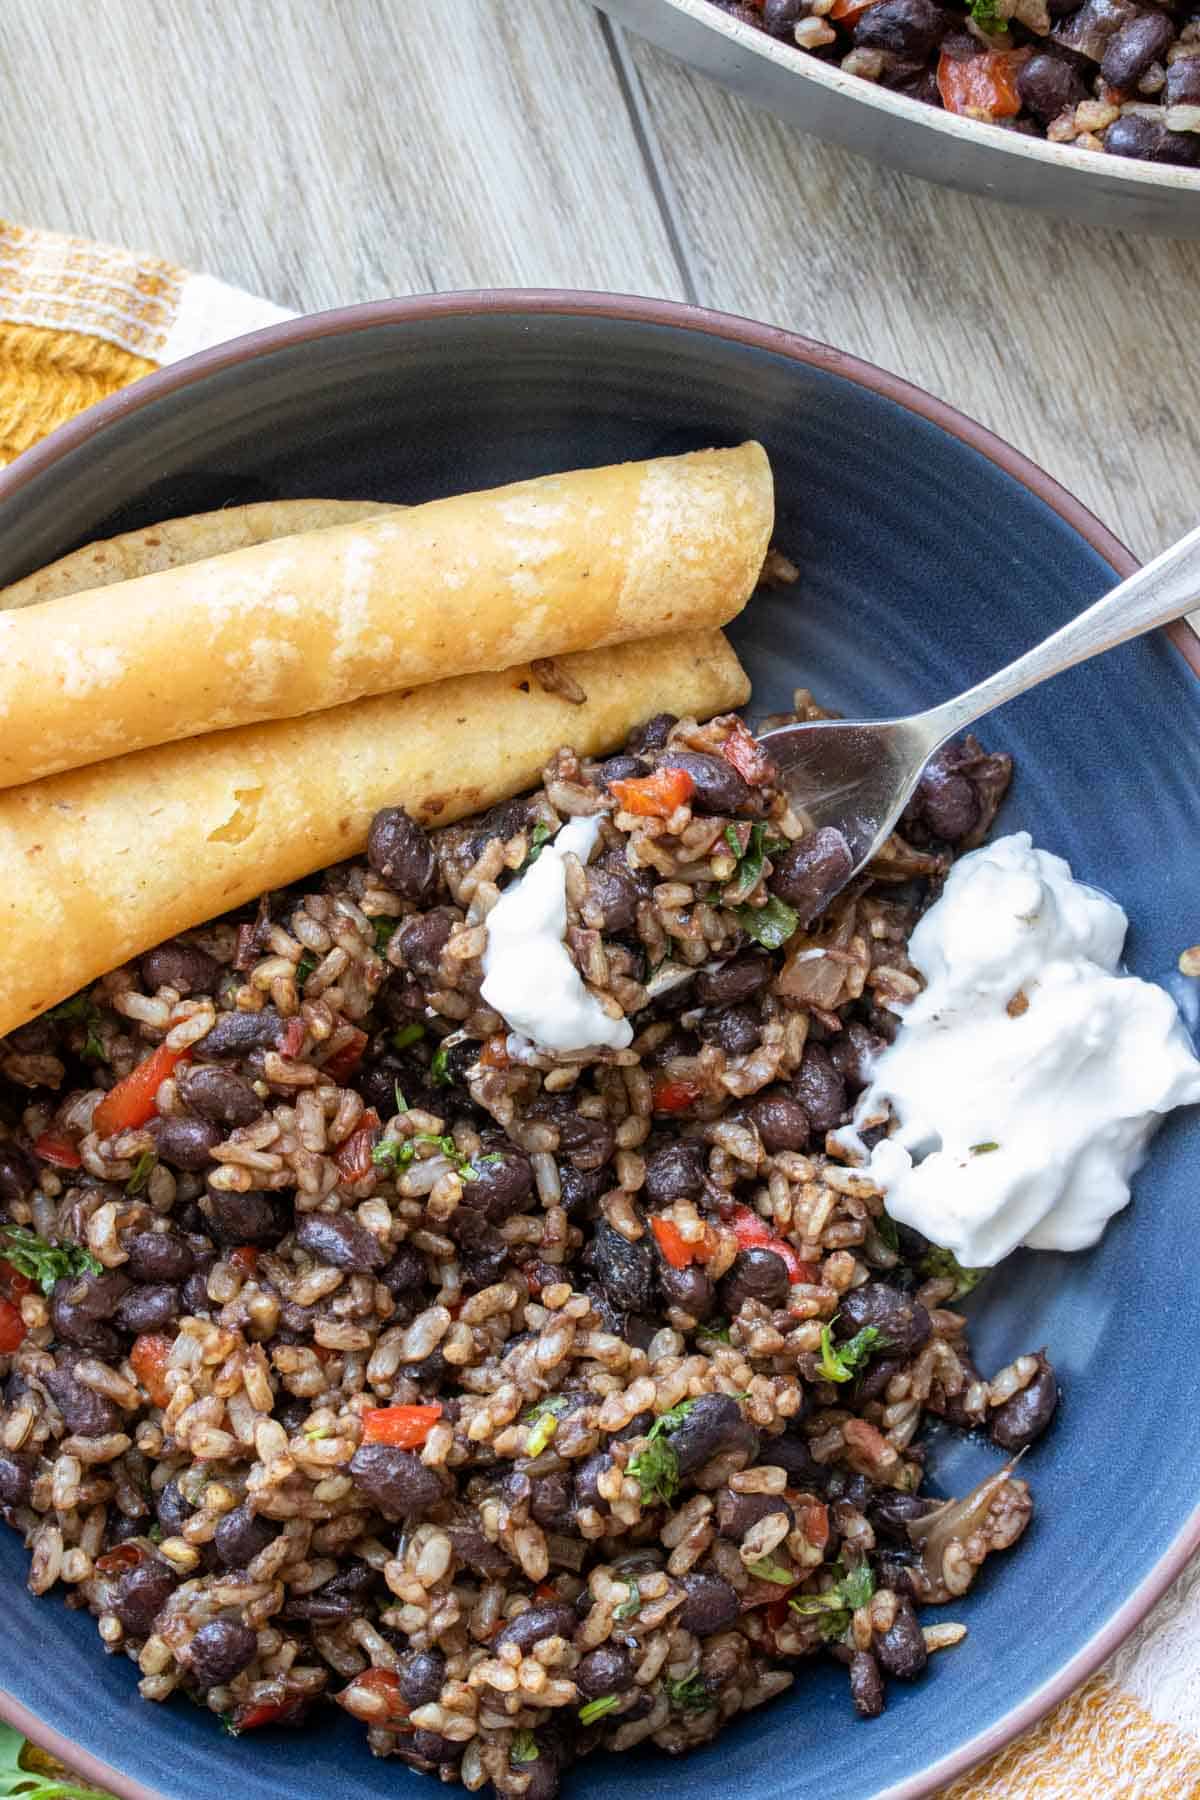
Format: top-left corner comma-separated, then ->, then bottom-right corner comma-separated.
708,0 -> 1200,168
0,701 -> 1060,1796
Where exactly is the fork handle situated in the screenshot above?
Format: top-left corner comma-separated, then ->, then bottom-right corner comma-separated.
924,521 -> 1200,741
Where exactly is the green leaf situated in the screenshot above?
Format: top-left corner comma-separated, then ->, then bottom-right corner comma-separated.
47,993 -> 106,1064
0,1227 -> 101,1297
647,1399 -> 696,1440
81,1026 -> 105,1063
627,1434 -> 679,1507
520,822 -> 554,870
746,1556 -> 795,1585
510,1729 -> 539,1764
968,0 -> 1004,30
373,917 -> 399,953
394,1084 -> 409,1114
126,1150 -> 157,1196
147,1522 -> 163,1543
390,1022 -> 425,1051
918,1244 -> 985,1300
0,1720 -> 116,1800
578,1694 -> 621,1726
429,1045 -> 452,1087
732,895 -> 799,951
815,1321 -> 889,1384
295,953 -> 317,987
789,1560 -> 876,1635
696,1317 -> 731,1344
613,1587 -> 641,1622
722,822 -> 768,905
663,1671 -> 709,1712
47,995 -> 92,1023
371,1136 -> 415,1173
522,1394 -> 570,1425
969,1141 -> 999,1156
875,1214 -> 899,1253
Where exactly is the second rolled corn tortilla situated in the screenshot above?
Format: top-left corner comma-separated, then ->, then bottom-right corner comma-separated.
0,630 -> 749,1036
0,442 -> 773,789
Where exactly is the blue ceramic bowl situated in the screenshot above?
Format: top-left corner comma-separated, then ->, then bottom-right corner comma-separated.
0,294 -> 1197,1800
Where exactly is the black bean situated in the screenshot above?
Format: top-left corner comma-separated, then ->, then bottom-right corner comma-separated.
50,1276 -> 128,1356
768,827 -> 854,928
397,909 -> 456,982
444,1521 -> 515,1576
1166,59 -> 1200,106
355,1053 -> 414,1120
694,952 -> 772,1008
493,1601 -> 578,1655
60,1269 -> 130,1319
112,1559 -> 177,1636
643,1141 -> 706,1207
669,1394 -> 749,1476
575,1644 -> 633,1698
657,1261 -> 715,1320
721,1247 -> 791,1312
869,1492 -> 940,1544
552,1111 -> 615,1172
470,795 -> 533,854
574,1452 -> 612,1510
348,1445 -> 446,1518
597,754 -> 651,789
765,1426 -> 822,1487
213,1502 -> 279,1568
854,0 -> 948,58
196,1008 -> 284,1059
0,1448 -> 37,1506
177,1065 -> 264,1127
148,1114 -> 221,1171
584,857 -> 643,933
836,1282 -> 931,1359
715,1488 -> 793,1539
828,1023 -> 885,1094
400,1648 -> 447,1707
463,1144 -> 533,1222
1101,10 -> 1174,85
114,1284 -> 181,1333
698,1004 -> 762,1057
295,1210 -> 385,1273
6,1019 -> 58,1055
676,1572 -> 739,1636
558,1163 -> 611,1220
407,1347 -> 451,1390
587,1219 -> 655,1314
187,1617 -> 258,1687
181,1254 -> 217,1315
379,1243 -> 427,1298
106,1511 -> 147,1548
646,1023 -> 698,1064
858,1354 -> 906,1402
368,806 -> 437,901
517,1749 -> 561,1800
202,1187 -> 287,1246
657,751 -> 752,816
991,1351 -> 1059,1450
448,1206 -> 509,1292
748,1091 -> 811,1153
125,1230 -> 195,1283
762,0 -> 806,32
793,1043 -> 847,1133
0,1143 -> 35,1207
1015,51 -> 1089,123
875,1595 -> 927,1680
155,1480 -> 193,1538
529,1472 -> 575,1530
42,1360 -> 121,1437
626,712 -> 677,754
140,939 -> 222,996
849,1649 -> 885,1718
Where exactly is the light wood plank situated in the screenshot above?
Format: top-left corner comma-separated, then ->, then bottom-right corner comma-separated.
0,0 -> 686,311
620,29 -> 1200,560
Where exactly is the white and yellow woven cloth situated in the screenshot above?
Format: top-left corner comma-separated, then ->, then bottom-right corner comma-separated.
0,218 -> 1198,1800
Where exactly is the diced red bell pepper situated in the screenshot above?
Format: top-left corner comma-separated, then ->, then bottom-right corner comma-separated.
231,1696 -> 309,1733
937,48 -> 1025,119
229,1245 -> 259,1276
730,1204 -> 818,1285
322,1027 -> 368,1084
0,1297 -> 26,1352
95,1542 -> 145,1575
130,1332 -> 173,1408
651,1074 -> 703,1115
719,718 -> 776,786
609,767 -> 695,818
33,1131 -> 82,1170
340,1666 -> 412,1727
829,0 -> 880,22
335,1109 -> 381,1181
480,1034 -> 510,1068
803,1501 -> 830,1548
93,1042 -> 189,1138
650,1215 -> 715,1269
279,1016 -> 307,1059
360,1402 -> 443,1448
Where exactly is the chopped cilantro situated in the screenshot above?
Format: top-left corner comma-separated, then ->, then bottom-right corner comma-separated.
126,1150 -> 157,1195
511,1729 -> 539,1764
390,1022 -> 425,1051
969,0 -> 1004,29
372,1128 -> 478,1183
147,1522 -> 164,1544
875,1214 -> 899,1253
627,1434 -> 679,1507
723,822 -> 768,905
816,1321 -> 889,1384
82,1024 -> 105,1062
429,1045 -> 452,1087
919,1244 -> 985,1299
47,994 -> 92,1023
372,1136 -> 415,1174
520,822 -> 554,870
746,1556 -> 795,1585
732,894 -> 799,951
525,1411 -> 559,1458
790,1560 -> 876,1637
523,1394 -> 570,1424
0,1226 -> 101,1296
295,953 -> 317,986
663,1671 -> 709,1712
723,823 -> 744,857
696,1318 -> 731,1345
394,1084 -> 409,1114
578,1694 -> 621,1726
48,992 -> 106,1062
218,1711 -> 237,1735
373,917 -> 399,953
647,1399 -> 696,1439
613,1587 -> 641,1622
969,1141 -> 999,1156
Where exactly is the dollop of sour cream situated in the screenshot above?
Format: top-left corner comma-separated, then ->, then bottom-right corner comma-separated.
841,832 -> 1200,1266
481,815 -> 634,1054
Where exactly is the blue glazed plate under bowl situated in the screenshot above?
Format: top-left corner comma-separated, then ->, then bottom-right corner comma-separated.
0,293 -> 1197,1800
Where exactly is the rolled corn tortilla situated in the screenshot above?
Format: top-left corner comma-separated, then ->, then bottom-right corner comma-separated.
0,442 -> 772,789
0,498 -> 402,609
0,629 -> 749,1035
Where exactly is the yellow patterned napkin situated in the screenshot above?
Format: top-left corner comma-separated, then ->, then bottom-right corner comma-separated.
1,219 -> 1199,1800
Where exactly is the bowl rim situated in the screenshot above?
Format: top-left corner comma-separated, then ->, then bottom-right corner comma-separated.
0,287 -> 1196,1800
621,0 -> 1200,196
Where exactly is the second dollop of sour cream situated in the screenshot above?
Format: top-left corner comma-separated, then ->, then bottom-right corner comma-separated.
481,815 -> 634,1054
840,832 -> 1200,1266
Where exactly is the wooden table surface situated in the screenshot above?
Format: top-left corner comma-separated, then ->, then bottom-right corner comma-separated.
0,0 -> 1196,560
